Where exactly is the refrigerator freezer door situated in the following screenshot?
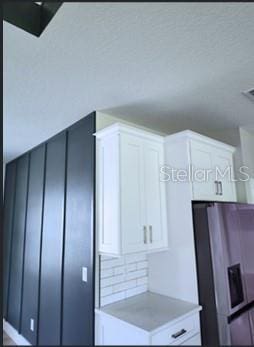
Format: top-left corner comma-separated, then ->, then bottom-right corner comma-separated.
230,311 -> 253,346
207,204 -> 248,316
249,307 -> 254,340
237,204 -> 254,303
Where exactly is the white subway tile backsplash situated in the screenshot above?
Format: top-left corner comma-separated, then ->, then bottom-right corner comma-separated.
125,253 -> 146,264
101,286 -> 113,297
137,277 -> 148,286
125,269 -> 147,281
101,257 -> 124,269
100,255 -> 115,261
137,261 -> 148,270
114,266 -> 125,275
125,284 -> 148,298
101,268 -> 114,279
101,292 -> 125,306
113,280 -> 136,293
100,253 -> 149,306
101,274 -> 124,288
126,263 -> 137,272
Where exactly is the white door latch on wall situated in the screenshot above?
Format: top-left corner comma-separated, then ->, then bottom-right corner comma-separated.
82,267 -> 88,282
30,318 -> 34,332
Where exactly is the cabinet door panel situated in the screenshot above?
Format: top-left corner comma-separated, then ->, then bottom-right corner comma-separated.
190,141 -> 216,200
38,133 -> 66,345
144,141 -> 167,250
21,145 -> 45,344
213,149 -> 236,202
62,115 -> 95,345
3,162 -> 17,319
8,154 -> 29,330
120,134 -> 147,254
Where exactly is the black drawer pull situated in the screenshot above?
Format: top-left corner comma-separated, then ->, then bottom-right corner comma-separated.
171,329 -> 187,339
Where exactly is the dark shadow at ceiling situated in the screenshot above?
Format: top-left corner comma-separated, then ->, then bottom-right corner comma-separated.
3,2 -> 62,37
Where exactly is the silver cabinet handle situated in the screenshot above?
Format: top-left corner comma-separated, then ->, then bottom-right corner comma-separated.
215,181 -> 219,195
219,181 -> 223,196
143,226 -> 147,244
149,225 -> 153,243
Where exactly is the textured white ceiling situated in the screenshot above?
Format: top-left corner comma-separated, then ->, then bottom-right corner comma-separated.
3,3 -> 254,162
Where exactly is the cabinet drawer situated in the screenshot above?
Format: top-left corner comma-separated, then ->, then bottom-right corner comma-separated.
151,314 -> 199,345
180,333 -> 201,345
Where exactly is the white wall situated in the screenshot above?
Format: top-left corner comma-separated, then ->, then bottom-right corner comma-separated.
96,111 -> 166,135
203,128 -> 241,147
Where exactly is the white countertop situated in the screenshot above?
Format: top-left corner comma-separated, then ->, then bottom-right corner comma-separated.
96,292 -> 202,333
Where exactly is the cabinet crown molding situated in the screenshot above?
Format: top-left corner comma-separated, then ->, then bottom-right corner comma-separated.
94,122 -> 165,143
165,130 -> 235,153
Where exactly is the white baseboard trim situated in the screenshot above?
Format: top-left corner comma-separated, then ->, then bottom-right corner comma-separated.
3,319 -> 31,346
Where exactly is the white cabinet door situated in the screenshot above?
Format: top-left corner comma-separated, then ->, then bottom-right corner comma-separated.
98,135 -> 121,255
144,141 -> 168,250
120,133 -> 147,254
190,141 -> 217,201
190,140 -> 236,202
213,148 -> 237,202
96,312 -> 149,346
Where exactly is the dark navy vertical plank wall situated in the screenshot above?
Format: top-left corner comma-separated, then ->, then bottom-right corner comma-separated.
21,145 -> 46,344
3,112 -> 96,345
38,133 -> 66,345
62,114 -> 95,345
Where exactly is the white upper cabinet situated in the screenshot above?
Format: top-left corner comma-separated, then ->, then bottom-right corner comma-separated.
96,123 -> 168,257
166,131 -> 237,202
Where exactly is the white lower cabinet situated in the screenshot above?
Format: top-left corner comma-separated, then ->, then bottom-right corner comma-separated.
95,313 -> 149,346
96,312 -> 201,346
180,333 -> 201,345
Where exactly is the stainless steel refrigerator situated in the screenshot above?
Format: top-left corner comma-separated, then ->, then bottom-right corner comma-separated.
192,202 -> 254,346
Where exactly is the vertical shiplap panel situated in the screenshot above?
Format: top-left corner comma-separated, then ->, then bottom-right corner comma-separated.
21,145 -> 46,344
62,114 -> 95,345
38,133 -> 66,345
8,154 -> 29,330
3,161 -> 17,318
